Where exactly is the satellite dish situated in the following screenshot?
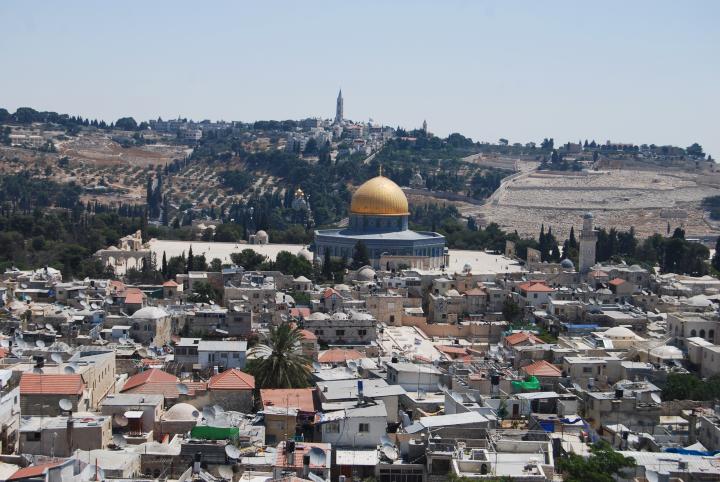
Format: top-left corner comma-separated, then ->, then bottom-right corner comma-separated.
112,433 -> 127,447
202,406 -> 216,421
20,283 -> 27,289
382,445 -> 399,461
217,466 -> 234,480
33,367 -> 43,374
80,300 -> 89,308
45,324 -> 55,331
233,305 -> 241,312
380,434 -> 393,447
118,337 -> 127,345
312,362 -> 321,372
213,405 -> 225,415
308,447 -> 327,466
191,410 -> 200,418
114,413 -> 129,427
105,297 -> 114,305
0,339 -> 9,348
59,399 -> 73,412
224,444 -> 241,459
90,303 -> 98,310
14,349 -> 24,357
176,383 -> 189,395
36,340 -> 46,348
64,365 -> 76,374
307,473 -> 325,482
0,371 -> 12,385
347,360 -> 358,371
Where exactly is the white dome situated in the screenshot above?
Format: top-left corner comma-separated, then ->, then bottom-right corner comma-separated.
686,295 -> 712,308
307,312 -> 330,321
649,345 -> 684,359
297,248 -> 313,262
162,403 -> 199,421
256,230 -> 268,238
604,326 -> 636,339
331,312 -> 349,320
131,306 -> 169,319
357,266 -> 376,282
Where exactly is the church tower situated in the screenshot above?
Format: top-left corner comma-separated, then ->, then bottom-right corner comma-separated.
578,212 -> 597,273
335,89 -> 343,124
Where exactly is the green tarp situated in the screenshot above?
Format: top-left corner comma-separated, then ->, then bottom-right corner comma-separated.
190,426 -> 239,440
511,375 -> 540,391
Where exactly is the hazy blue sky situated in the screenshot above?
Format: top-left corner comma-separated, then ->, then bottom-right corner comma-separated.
1,1 -> 718,156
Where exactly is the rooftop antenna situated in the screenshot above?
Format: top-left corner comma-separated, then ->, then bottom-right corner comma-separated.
112,433 -> 127,448
36,339 -> 46,348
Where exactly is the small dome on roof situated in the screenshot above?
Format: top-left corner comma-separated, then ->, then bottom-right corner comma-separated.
463,264 -> 472,273
561,258 -> 575,269
331,312 -> 349,320
297,248 -> 313,262
357,266 -> 376,282
107,246 -> 119,251
131,306 -> 169,319
604,326 -> 636,339
162,402 -> 199,421
649,345 -> 684,359
584,212 -> 594,219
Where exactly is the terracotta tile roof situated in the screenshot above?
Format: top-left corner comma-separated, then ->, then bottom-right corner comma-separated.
8,460 -> 65,481
504,332 -> 544,346
208,369 -> 255,390
124,288 -> 145,305
162,280 -> 178,287
589,270 -> 609,277
436,345 -> 468,355
290,307 -> 311,318
521,360 -> 562,377
140,358 -> 164,368
261,388 -> 316,413
322,288 -> 340,299
298,329 -> 317,341
518,281 -> 554,293
109,280 -> 125,293
0,347 -> 8,359
608,278 -> 626,286
317,348 -> 363,364
121,368 -> 184,398
20,373 -> 84,395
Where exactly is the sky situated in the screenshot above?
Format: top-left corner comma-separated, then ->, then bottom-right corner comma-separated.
1,1 -> 718,157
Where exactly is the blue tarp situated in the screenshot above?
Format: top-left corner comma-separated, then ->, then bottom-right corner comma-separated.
664,447 -> 720,457
539,420 -> 555,432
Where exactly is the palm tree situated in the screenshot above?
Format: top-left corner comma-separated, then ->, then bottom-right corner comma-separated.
247,323 -> 312,389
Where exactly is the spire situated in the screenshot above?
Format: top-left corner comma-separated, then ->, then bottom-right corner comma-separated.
379,164 -> 383,177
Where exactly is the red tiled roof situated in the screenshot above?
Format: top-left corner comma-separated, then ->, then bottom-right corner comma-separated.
109,280 -> 125,293
322,288 -> 340,299
521,360 -> 562,377
290,307 -> 311,318
317,348 -> 363,364
162,280 -> 178,287
504,332 -> 544,346
298,329 -> 317,341
589,270 -> 609,278
609,278 -> 626,286
140,358 -> 164,367
261,388 -> 315,413
0,347 -> 8,359
122,368 -> 177,392
436,345 -> 468,355
124,288 -> 144,305
8,461 -> 66,481
20,373 -> 84,395
518,281 -> 554,293
208,369 -> 255,390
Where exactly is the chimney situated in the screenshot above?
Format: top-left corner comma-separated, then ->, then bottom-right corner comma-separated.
357,380 -> 364,405
688,409 -> 698,445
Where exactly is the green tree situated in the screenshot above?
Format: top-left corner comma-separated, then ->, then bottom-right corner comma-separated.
187,281 -> 221,304
351,241 -> 371,269
187,245 -> 195,272
502,297 -> 521,322
230,249 -> 268,270
557,441 -> 635,482
246,323 -> 312,389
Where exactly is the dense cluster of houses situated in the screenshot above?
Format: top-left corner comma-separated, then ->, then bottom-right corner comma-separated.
0,241 -> 720,481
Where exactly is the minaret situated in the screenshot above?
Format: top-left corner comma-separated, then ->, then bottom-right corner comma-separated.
578,212 -> 597,274
335,89 -> 344,124
422,119 -> 427,134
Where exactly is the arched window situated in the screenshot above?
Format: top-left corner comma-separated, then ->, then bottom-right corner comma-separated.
690,329 -> 697,337
675,326 -> 679,336
700,329 -> 706,339
710,330 -> 715,340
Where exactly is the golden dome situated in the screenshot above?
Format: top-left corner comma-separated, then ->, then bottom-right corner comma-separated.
350,175 -> 409,216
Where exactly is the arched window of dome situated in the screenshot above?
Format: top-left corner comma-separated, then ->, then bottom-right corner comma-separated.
700,329 -> 706,339
710,330 -> 715,340
691,329 -> 697,337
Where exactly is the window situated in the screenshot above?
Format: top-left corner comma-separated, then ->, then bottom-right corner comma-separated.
336,330 -> 345,336
232,353 -> 240,359
701,330 -> 706,339
325,422 -> 340,433
691,329 -> 697,337
358,423 -> 370,433
358,329 -> 367,336
582,367 -> 592,373
26,432 -> 41,442
314,329 -> 324,335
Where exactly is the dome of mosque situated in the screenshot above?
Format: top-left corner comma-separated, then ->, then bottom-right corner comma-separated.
561,258 -> 575,270
350,176 -> 409,216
